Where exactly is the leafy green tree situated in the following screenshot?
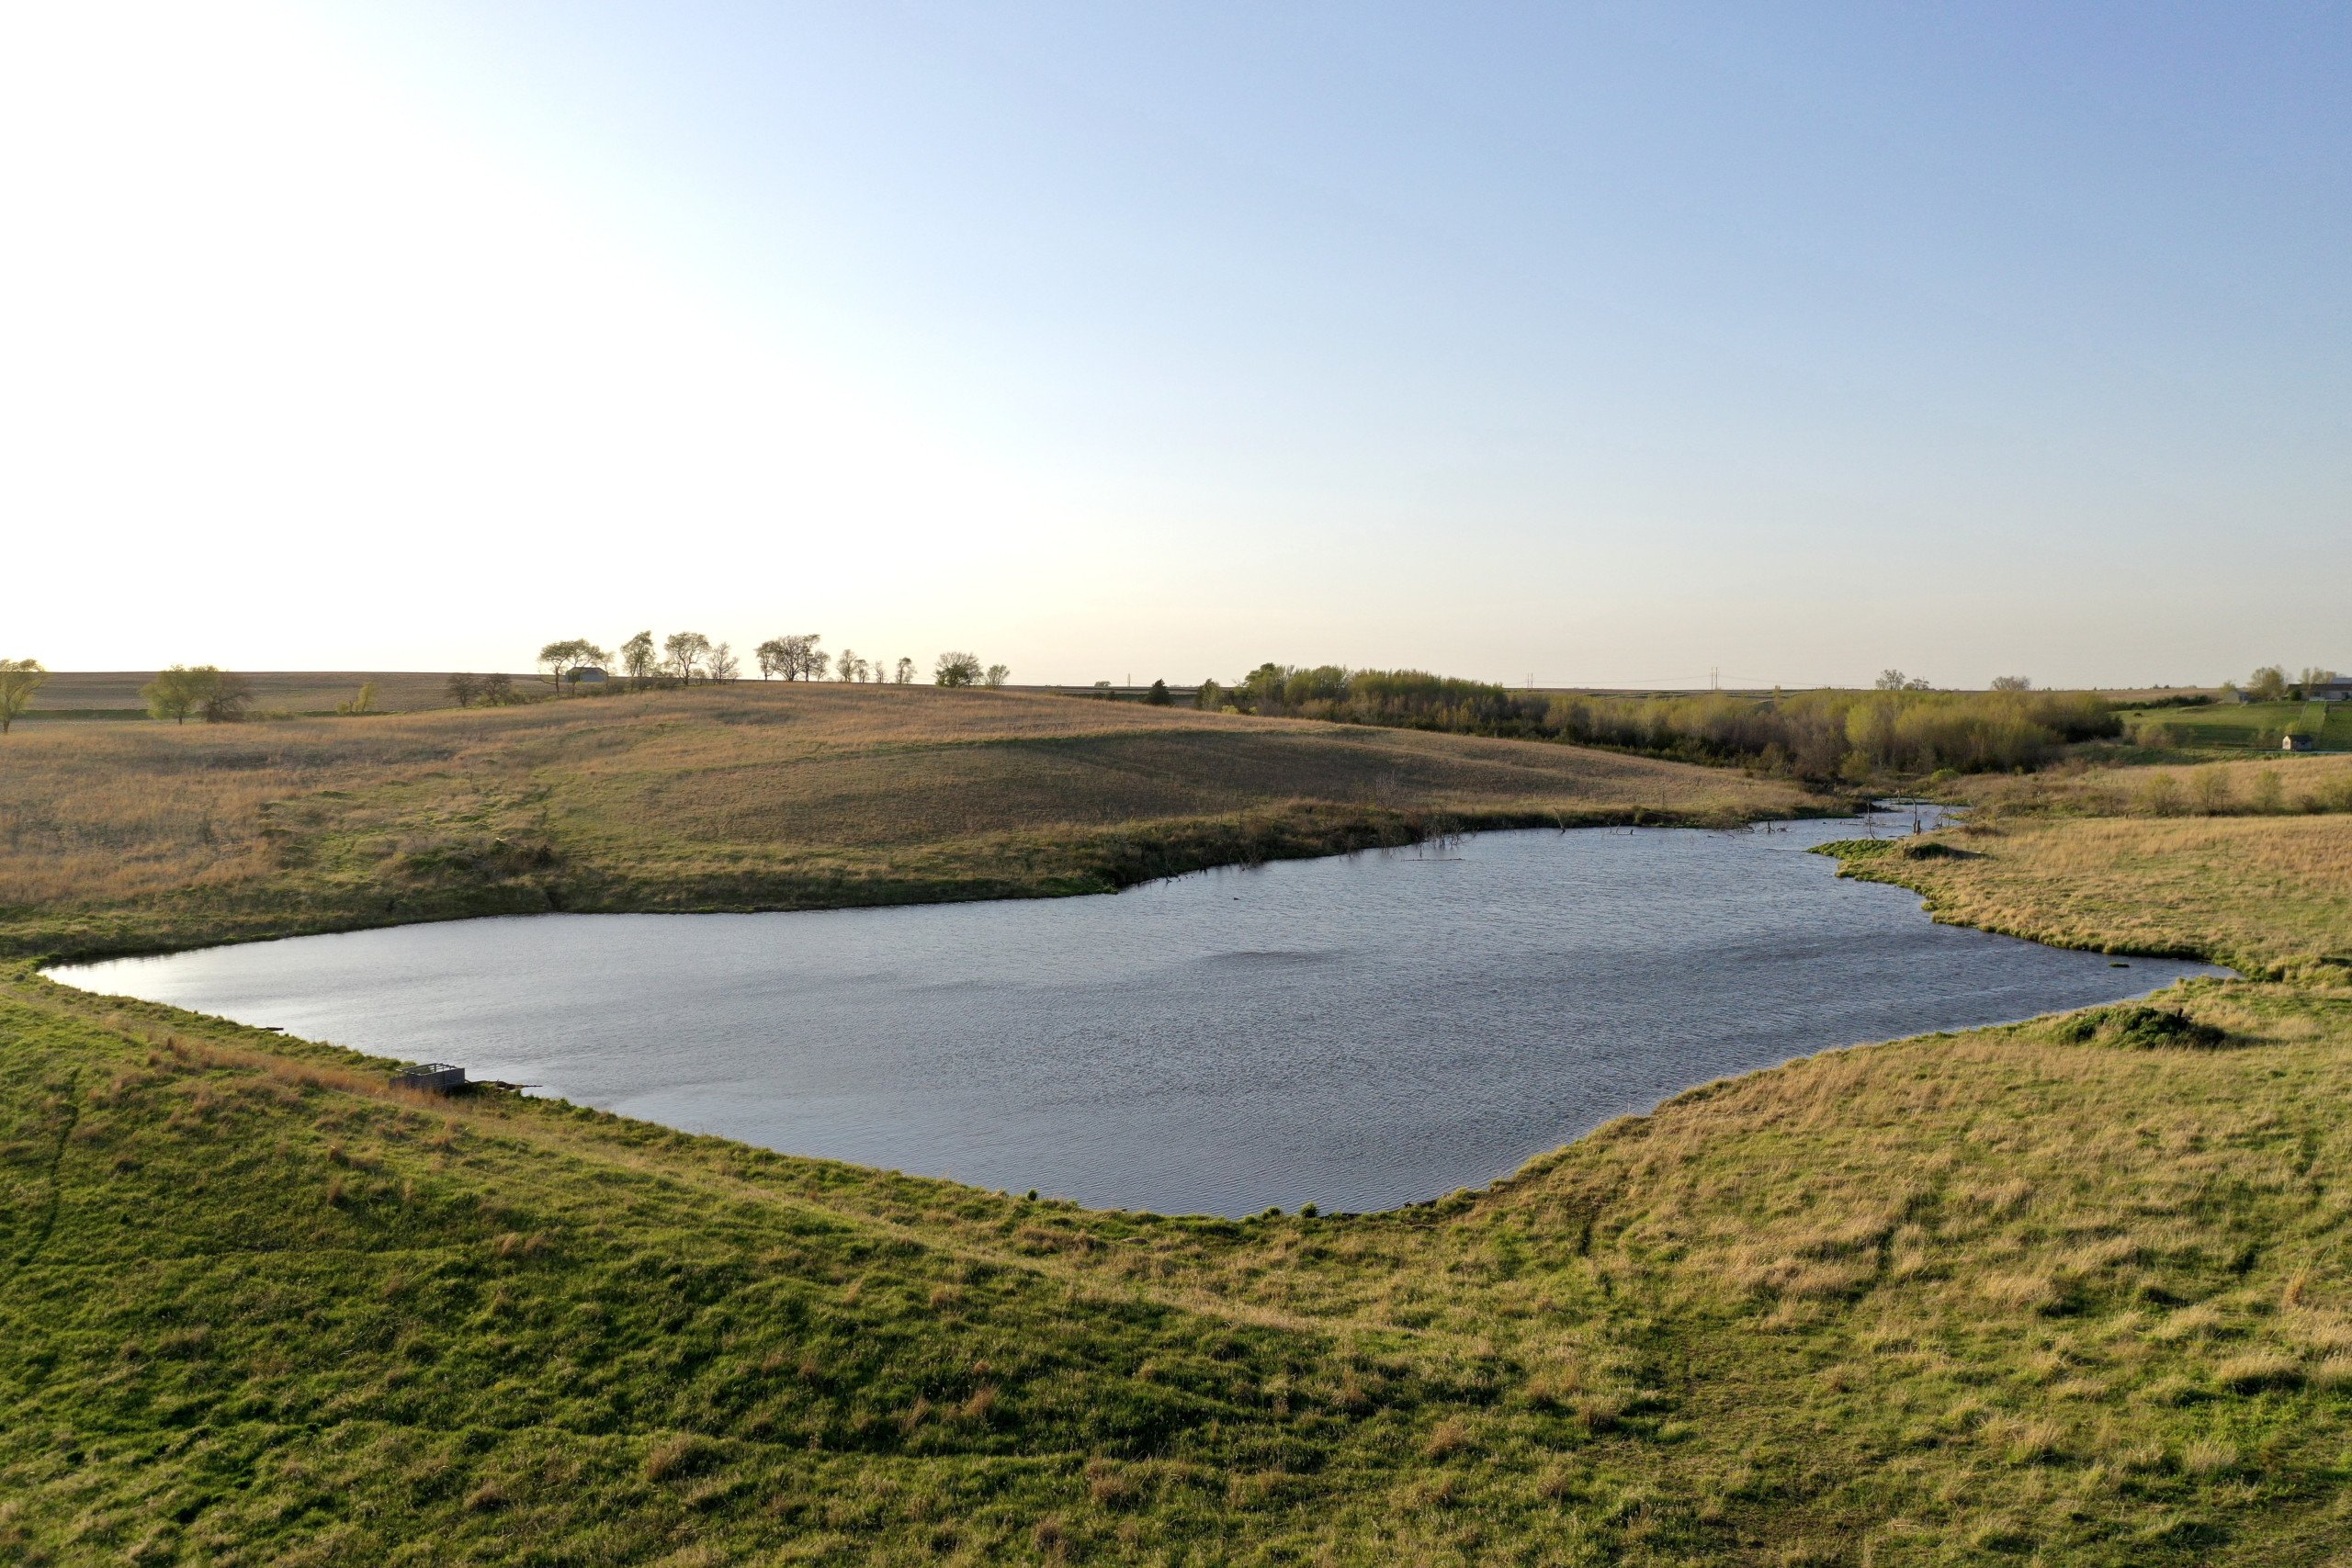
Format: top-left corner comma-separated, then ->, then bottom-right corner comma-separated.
141,664 -> 207,725
663,631 -> 712,684
933,651 -> 983,687
619,631 -> 657,688
1989,675 -> 2032,693
1227,662 -> 1298,711
0,657 -> 46,734
1145,678 -> 1171,706
537,638 -> 608,696
2246,665 -> 2290,703
983,663 -> 1010,688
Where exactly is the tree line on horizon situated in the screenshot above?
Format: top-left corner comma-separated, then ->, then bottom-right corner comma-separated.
0,653 -> 2326,740
512,635 -> 1010,703
1193,663 -> 2123,781
2231,664 -> 2340,703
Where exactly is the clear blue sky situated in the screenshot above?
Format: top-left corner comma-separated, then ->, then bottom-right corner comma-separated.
5,2 -> 2346,686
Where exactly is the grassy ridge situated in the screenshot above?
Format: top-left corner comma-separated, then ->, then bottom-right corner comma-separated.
0,685 -> 1812,962
17,671 -> 514,716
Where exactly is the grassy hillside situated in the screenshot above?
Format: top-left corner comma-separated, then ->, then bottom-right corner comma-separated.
2120,700 -> 2352,752
0,684 -> 1813,962
6,694 -> 2352,1562
8,818 -> 2352,1563
1825,815 -> 2352,979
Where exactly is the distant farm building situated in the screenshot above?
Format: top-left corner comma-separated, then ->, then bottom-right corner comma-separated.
392,1063 -> 467,1093
2313,677 -> 2352,703
570,667 -> 610,684
2282,734 -> 2317,752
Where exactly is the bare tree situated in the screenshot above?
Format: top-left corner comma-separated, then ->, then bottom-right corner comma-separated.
0,657 -> 45,734
707,641 -> 741,683
836,649 -> 868,682
1989,675 -> 2032,693
664,631 -> 712,685
200,670 -> 254,723
447,672 -> 481,707
982,663 -> 1010,688
894,657 -> 915,685
756,633 -> 826,681
481,672 -> 514,705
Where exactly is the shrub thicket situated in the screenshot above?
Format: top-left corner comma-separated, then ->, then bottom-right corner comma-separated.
1201,664 -> 2117,782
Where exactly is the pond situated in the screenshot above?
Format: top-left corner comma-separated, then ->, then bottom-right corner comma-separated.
51,812 -> 2218,1216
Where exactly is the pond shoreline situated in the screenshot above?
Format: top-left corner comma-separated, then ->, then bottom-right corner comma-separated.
51,811 -> 2220,1218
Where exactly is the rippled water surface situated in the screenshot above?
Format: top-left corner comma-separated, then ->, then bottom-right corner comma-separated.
52,815 -> 2217,1214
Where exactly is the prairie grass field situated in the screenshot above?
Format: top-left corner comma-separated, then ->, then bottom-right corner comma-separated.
1826,813 -> 2352,979
17,671 -> 518,716
0,684 -> 1811,962
5,689 -> 2352,1562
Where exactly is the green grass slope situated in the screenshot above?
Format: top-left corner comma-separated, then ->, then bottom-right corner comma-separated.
2120,700 -> 2352,752
9,930 -> 2352,1562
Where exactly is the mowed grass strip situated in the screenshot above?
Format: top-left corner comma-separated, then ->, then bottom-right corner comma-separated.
0,684 -> 1814,960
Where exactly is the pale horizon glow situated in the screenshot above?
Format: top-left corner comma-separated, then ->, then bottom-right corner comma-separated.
4,3 -> 2346,688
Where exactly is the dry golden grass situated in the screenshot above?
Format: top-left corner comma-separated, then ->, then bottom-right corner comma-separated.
0,683 -> 1813,958
1833,815 -> 2352,976
1964,753 -> 2352,820
22,668 -> 520,713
